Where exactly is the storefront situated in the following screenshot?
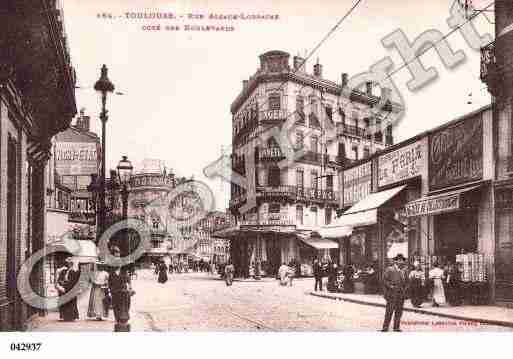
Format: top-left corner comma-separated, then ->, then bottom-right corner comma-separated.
327,185 -> 408,281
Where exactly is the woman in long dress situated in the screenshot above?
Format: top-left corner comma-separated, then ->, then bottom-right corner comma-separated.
446,262 -> 463,306
87,263 -> 110,320
157,261 -> 168,284
58,258 -> 80,322
224,261 -> 234,286
429,262 -> 446,306
409,262 -> 425,308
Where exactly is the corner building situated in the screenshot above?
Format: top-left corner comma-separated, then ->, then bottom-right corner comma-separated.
224,50 -> 401,278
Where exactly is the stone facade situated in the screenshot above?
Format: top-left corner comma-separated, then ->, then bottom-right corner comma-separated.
0,0 -> 76,331
228,50 -> 400,277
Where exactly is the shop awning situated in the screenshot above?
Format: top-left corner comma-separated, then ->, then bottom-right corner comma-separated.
318,224 -> 353,239
296,232 -> 339,249
334,185 -> 407,228
405,185 -> 482,217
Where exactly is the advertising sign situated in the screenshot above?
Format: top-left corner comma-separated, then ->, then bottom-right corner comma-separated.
429,118 -> 483,190
343,161 -> 372,206
405,193 -> 460,217
55,142 -> 98,176
378,139 -> 427,188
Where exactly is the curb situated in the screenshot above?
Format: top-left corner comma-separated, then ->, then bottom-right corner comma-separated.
310,292 -> 513,329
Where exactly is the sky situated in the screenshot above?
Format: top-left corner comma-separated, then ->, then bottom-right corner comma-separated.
61,0 -> 495,210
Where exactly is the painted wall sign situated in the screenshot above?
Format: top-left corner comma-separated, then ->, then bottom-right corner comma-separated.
378,139 -> 427,188
405,194 -> 460,217
55,142 -> 98,176
343,161 -> 372,206
429,118 -> 483,190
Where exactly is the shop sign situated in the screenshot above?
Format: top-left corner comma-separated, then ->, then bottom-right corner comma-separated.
343,161 -> 372,206
55,142 -> 98,176
405,194 -> 460,217
429,118 -> 483,190
378,139 -> 427,188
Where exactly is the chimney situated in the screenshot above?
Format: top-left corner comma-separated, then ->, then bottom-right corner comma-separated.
313,58 -> 323,78
341,73 -> 348,88
293,56 -> 306,72
243,80 -> 249,89
365,81 -> 373,96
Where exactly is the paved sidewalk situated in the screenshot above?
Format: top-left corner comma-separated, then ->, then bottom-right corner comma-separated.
27,282 -> 152,332
310,291 -> 513,328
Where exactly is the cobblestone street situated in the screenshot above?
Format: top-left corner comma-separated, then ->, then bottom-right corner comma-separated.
125,271 -> 512,332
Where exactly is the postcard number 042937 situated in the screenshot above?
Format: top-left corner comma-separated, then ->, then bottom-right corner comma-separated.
10,343 -> 42,351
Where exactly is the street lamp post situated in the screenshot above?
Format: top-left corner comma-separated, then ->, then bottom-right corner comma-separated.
94,64 -> 115,245
112,155 -> 133,332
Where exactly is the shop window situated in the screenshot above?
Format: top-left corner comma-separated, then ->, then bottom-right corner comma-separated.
269,93 -> 281,110
296,205 -> 304,225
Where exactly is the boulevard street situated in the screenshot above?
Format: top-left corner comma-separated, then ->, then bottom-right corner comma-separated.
127,272 -> 510,332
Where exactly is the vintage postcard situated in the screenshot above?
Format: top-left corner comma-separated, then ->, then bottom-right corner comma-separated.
0,0 -> 512,352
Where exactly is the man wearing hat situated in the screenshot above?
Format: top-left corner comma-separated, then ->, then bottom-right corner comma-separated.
381,253 -> 408,332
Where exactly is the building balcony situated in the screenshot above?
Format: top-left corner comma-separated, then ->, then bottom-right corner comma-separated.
239,212 -> 295,226
259,147 -> 285,161
336,123 -> 366,138
295,186 -> 339,204
256,185 -> 339,205
295,150 -> 339,167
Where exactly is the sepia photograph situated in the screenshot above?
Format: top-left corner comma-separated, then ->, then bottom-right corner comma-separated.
0,0 -> 512,356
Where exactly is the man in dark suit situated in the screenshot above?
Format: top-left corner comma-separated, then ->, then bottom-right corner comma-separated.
313,259 -> 323,291
381,254 -> 408,332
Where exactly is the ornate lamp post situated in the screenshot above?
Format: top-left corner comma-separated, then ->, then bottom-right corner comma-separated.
94,65 -> 115,244
117,155 -> 133,257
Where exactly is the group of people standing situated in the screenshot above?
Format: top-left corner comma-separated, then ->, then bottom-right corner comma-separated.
382,254 -> 465,332
56,246 -> 134,328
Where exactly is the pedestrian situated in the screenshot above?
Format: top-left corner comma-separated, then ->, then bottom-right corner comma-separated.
327,262 -> 338,293
54,260 -> 67,320
408,261 -> 425,308
108,246 -> 134,331
381,254 -> 408,332
342,263 -> 355,293
87,261 -> 110,320
313,259 -> 323,291
429,262 -> 446,307
58,257 -> 80,322
446,262 -> 463,306
157,260 -> 168,284
224,261 -> 234,286
278,262 -> 290,286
